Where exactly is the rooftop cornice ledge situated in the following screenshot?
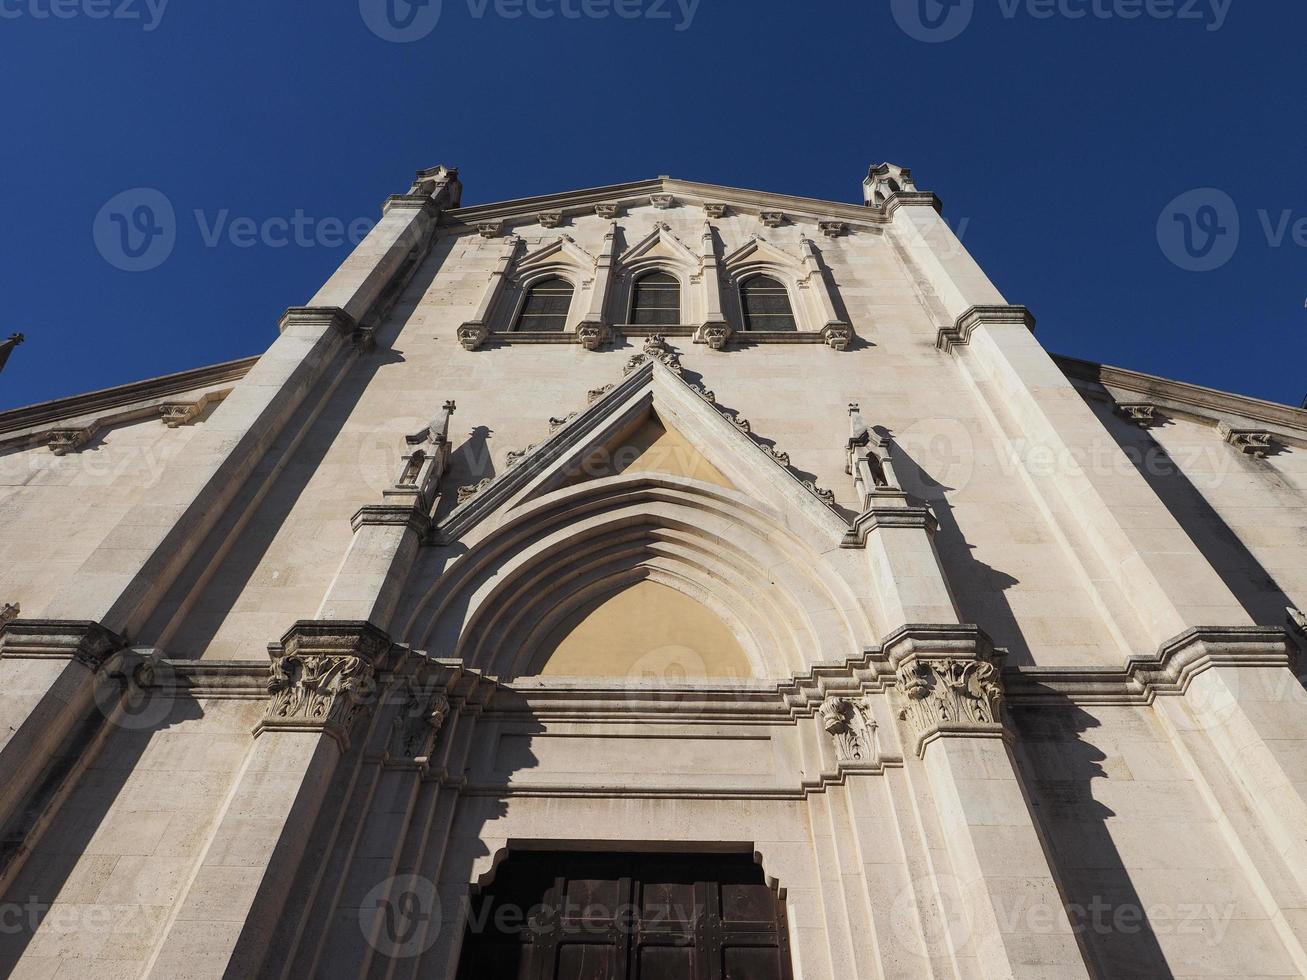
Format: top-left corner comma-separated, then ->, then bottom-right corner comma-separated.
937,305 -> 1037,353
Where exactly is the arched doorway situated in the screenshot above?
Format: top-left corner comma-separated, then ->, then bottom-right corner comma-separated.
456,850 -> 795,979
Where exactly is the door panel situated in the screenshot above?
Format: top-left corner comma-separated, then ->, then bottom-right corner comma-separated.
457,852 -> 793,980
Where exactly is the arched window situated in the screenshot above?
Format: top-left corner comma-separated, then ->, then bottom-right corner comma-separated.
515,277 -> 574,332
740,275 -> 797,332
630,271 -> 681,326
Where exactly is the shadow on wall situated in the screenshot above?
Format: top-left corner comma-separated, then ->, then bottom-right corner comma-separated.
1098,407 -> 1296,626
891,440 -> 1032,665
1009,700 -> 1175,980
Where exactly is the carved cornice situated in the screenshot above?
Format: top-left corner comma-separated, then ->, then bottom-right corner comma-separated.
937,305 -> 1037,353
255,621 -> 396,751
0,619 -> 128,671
1113,402 -> 1161,428
278,306 -> 358,337
1217,421 -> 1275,457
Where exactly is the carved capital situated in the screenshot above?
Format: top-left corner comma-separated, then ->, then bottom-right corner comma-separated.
576,322 -> 612,351
694,321 -> 732,351
457,322 -> 489,351
256,622 -> 393,751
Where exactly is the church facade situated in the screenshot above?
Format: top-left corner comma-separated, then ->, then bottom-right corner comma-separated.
0,164 -> 1306,978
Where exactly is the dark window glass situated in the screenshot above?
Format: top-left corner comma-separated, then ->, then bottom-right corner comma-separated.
517,277 -> 574,332
631,271 -> 681,326
740,276 -> 797,332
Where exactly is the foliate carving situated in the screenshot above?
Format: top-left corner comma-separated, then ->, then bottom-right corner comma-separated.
769,448 -> 791,466
577,322 -> 611,351
819,221 -> 848,238
896,656 -> 1004,754
695,322 -> 732,351
0,603 -> 17,629
650,194 -> 675,210
389,685 -> 451,761
704,203 -> 728,218
624,335 -> 683,376
820,697 -> 879,765
760,211 -> 785,228
159,402 -> 203,428
821,324 -> 853,351
47,428 -> 93,456
457,477 -> 494,504
505,448 -> 529,469
1115,402 -> 1159,427
550,412 -> 579,432
457,322 -> 489,351
477,221 -> 503,239
595,203 -> 620,219
263,653 -> 376,749
538,211 -> 563,228
587,384 -> 614,404
804,482 -> 836,506
1218,421 -> 1275,458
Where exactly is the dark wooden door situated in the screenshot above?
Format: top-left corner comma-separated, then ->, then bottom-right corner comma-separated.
456,852 -> 794,980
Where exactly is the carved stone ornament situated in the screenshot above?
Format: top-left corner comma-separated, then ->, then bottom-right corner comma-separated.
538,211 -> 563,228
695,322 -> 732,351
595,203 -> 620,219
587,384 -> 614,404
159,402 -> 203,428
651,194 -> 675,210
897,656 -> 1004,755
821,324 -> 853,351
1289,607 -> 1307,637
760,211 -> 785,228
703,203 -> 728,218
819,221 -> 848,238
457,322 -> 489,351
577,322 -> 611,351
477,221 -> 503,239
0,602 -> 19,629
624,334 -> 683,376
457,477 -> 494,504
819,696 -> 879,765
389,685 -> 451,762
1218,421 -> 1275,458
803,482 -> 836,506
47,428 -> 93,456
1114,402 -> 1159,427
263,653 -> 377,750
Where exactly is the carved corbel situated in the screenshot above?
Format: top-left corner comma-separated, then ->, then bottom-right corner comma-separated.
650,194 -> 675,210
159,402 -> 204,428
457,322 -> 489,351
256,622 -> 394,751
0,619 -> 127,671
821,324 -> 853,351
819,221 -> 849,238
477,221 -> 503,239
1218,421 -> 1275,458
576,322 -> 612,351
47,427 -> 96,456
388,682 -> 451,763
819,696 -> 880,766
760,211 -> 786,228
1114,402 -> 1160,428
538,212 -> 563,228
694,322 -> 732,350
0,603 -> 18,629
703,203 -> 728,218
595,203 -> 620,219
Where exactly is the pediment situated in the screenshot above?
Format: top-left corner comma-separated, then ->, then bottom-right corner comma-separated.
618,222 -> 702,271
513,235 -> 597,276
722,235 -> 803,275
436,339 -> 847,545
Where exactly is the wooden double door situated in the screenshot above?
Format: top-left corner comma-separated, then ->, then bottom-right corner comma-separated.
455,851 -> 795,980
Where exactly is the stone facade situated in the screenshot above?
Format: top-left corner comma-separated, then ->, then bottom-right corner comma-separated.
0,164 -> 1305,977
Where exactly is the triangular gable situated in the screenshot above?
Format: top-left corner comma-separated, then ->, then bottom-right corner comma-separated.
618,222 -> 702,272
512,235 -> 597,277
435,341 -> 848,545
722,235 -> 803,277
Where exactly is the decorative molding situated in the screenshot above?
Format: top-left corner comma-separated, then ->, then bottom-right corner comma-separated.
703,203 -> 728,218
457,477 -> 494,504
595,203 -> 620,219
842,505 -> 937,548
256,622 -> 394,751
819,221 -> 848,238
278,306 -> 358,337
477,220 -> 503,239
388,682 -> 450,762
457,322 -> 490,351
759,211 -> 786,228
650,194 -> 675,210
576,322 -> 612,351
821,324 -> 853,351
1217,421 -> 1275,457
159,400 -> 206,428
0,603 -> 17,629
537,211 -> 564,228
0,619 -> 128,671
937,305 -> 1037,353
1289,608 -> 1307,640
819,696 -> 879,766
350,504 -> 431,536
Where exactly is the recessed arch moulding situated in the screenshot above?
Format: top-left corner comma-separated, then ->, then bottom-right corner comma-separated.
394,359 -> 882,681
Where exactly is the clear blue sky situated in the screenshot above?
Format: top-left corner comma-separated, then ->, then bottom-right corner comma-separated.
1,0 -> 1303,410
